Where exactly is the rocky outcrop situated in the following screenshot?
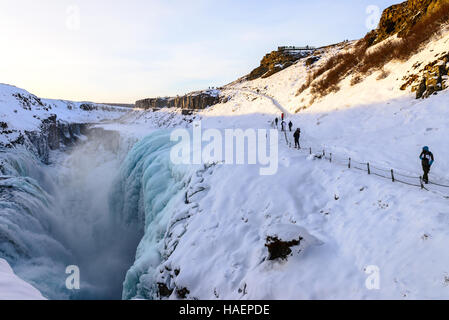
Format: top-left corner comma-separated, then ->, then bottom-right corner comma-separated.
305,56 -> 321,67
135,90 -> 221,110
12,92 -> 52,112
400,53 -> 449,98
78,103 -> 128,113
247,49 -> 312,81
415,57 -> 449,98
4,115 -> 88,164
373,0 -> 448,44
265,236 -> 302,261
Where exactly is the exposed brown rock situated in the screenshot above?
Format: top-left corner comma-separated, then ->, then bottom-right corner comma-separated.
415,78 -> 427,98
248,49 -> 312,81
401,74 -> 419,90
305,56 -> 320,67
373,0 -> 449,44
157,283 -> 174,298
176,287 -> 190,299
402,53 -> 449,98
265,236 -> 302,261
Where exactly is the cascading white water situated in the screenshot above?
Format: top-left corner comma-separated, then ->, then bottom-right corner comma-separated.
0,146 -> 72,298
47,129 -> 144,300
106,130 -> 198,299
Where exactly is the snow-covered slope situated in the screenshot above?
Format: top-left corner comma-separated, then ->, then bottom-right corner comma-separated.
0,259 -> 45,300
125,131 -> 449,299
232,27 -> 449,115
211,28 -> 449,186
116,28 -> 449,299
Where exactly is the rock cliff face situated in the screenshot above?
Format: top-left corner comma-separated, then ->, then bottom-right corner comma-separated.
135,90 -> 220,110
5,115 -> 88,164
360,0 -> 449,99
373,0 -> 448,44
247,49 -> 312,81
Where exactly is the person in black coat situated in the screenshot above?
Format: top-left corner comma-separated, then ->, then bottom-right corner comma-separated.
419,146 -> 434,184
293,128 -> 301,149
288,121 -> 293,132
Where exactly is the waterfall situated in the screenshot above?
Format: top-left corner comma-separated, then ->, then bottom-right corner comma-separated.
0,126 -> 199,300
109,130 -> 197,300
0,129 -> 141,299
0,146 -> 72,298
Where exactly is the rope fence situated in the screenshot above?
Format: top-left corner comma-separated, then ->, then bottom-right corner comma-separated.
277,126 -> 449,199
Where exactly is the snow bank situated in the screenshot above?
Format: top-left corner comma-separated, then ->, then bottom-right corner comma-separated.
0,259 -> 45,300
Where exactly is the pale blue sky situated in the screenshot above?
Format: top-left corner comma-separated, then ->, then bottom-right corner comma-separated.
0,0 -> 396,103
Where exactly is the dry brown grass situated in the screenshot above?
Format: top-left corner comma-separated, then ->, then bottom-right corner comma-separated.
310,43 -> 367,95
299,2 -> 449,98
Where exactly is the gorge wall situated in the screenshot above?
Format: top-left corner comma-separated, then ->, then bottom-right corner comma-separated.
135,89 -> 221,110
1,115 -> 88,165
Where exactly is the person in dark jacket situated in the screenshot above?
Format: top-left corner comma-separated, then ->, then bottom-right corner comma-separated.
293,128 -> 301,149
281,120 -> 286,132
420,146 -> 434,184
274,117 -> 279,128
288,121 -> 293,132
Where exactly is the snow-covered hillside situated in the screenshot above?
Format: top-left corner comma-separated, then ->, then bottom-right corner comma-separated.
115,27 -> 449,299
214,27 -> 449,189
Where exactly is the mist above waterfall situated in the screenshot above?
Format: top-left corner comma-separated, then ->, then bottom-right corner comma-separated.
0,129 -> 143,299
49,129 -> 143,299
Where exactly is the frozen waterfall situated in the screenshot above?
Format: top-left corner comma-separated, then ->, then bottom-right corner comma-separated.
0,128 -> 198,300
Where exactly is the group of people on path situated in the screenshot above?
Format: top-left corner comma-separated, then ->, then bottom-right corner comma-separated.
274,113 -> 301,149
274,115 -> 436,185
274,118 -> 293,132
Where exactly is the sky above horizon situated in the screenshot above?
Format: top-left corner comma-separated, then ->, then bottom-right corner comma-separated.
0,0 -> 396,103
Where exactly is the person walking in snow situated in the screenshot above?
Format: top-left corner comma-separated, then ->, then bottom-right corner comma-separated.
281,120 -> 286,132
288,121 -> 293,132
274,117 -> 279,128
419,146 -> 434,184
293,128 -> 301,149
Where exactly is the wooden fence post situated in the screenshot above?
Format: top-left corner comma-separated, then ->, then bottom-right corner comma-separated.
367,163 -> 371,175
391,169 -> 395,182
